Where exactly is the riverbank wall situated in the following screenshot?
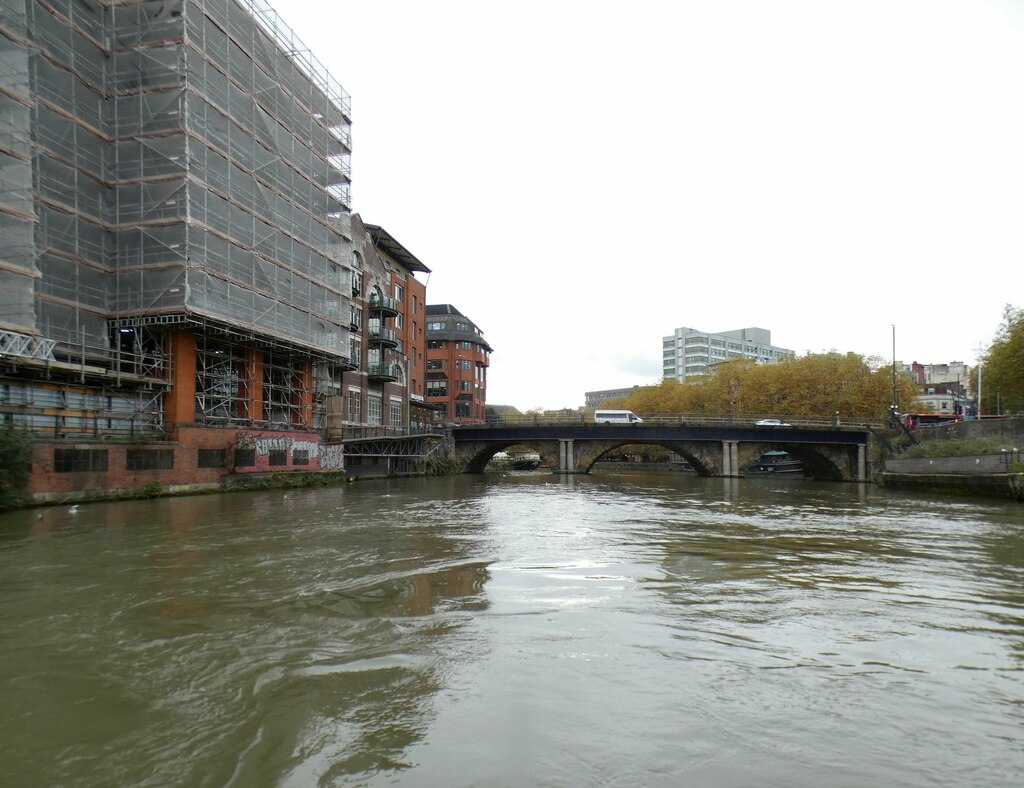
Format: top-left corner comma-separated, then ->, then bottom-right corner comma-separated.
879,454 -> 1024,501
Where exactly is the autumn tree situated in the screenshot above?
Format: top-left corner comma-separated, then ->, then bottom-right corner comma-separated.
618,352 -> 913,419
980,305 -> 1024,415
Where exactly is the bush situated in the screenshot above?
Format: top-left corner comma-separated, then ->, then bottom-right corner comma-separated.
0,427 -> 33,510
901,437 -> 1012,459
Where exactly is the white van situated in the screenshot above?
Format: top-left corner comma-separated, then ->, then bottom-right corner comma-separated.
594,409 -> 643,424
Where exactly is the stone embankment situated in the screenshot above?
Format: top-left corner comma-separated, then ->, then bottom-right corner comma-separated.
878,416 -> 1023,501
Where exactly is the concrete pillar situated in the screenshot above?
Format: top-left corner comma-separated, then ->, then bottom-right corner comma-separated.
557,439 -> 575,473
721,441 -> 740,477
857,443 -> 867,481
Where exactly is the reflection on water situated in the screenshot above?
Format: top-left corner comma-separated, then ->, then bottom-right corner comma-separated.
1,474 -> 1022,786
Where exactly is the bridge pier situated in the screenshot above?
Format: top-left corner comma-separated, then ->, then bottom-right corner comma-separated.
722,440 -> 740,477
858,443 -> 866,481
557,439 -> 576,473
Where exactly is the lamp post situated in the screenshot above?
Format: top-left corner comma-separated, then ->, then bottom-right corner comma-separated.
976,346 -> 983,420
891,324 -> 897,412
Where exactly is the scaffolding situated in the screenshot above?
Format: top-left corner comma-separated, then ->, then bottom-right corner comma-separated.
194,332 -> 312,429
0,0 -> 354,367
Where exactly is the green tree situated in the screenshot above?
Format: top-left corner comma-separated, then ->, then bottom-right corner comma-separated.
980,304 -> 1024,415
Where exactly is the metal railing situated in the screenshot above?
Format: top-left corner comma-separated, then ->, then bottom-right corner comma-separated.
456,414 -> 886,430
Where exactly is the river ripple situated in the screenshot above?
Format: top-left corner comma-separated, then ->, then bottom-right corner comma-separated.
1,473 -> 1022,787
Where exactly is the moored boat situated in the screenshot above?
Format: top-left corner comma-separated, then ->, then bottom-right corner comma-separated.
749,450 -> 804,475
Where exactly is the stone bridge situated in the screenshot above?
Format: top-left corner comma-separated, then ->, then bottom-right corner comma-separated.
450,423 -> 871,482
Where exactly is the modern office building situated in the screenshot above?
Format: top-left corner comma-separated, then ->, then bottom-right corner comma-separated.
0,0 -> 418,498
425,305 -> 491,423
662,327 -> 792,383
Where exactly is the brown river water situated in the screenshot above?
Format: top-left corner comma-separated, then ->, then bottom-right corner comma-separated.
1,471 -> 1022,787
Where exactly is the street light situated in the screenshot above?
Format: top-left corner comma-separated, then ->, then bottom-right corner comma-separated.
891,324 -> 897,412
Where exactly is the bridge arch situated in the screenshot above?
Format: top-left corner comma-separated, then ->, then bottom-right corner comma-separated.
573,439 -> 721,476
461,440 -> 560,473
734,442 -> 846,481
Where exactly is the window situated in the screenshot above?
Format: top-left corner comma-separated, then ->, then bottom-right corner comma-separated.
268,450 -> 288,466
394,284 -> 404,302
351,271 -> 362,294
348,388 -> 362,423
426,380 -> 447,396
427,340 -> 446,349
412,295 -> 418,314
126,449 -> 174,471
292,450 -> 309,465
234,449 -> 255,467
54,449 -> 108,473
395,313 -> 403,329
349,337 -> 361,369
427,321 -> 445,331
389,398 -> 403,429
351,251 -> 363,269
198,449 -> 226,468
349,305 -> 362,329
427,359 -> 442,370
367,395 -> 382,426
461,380 -> 472,391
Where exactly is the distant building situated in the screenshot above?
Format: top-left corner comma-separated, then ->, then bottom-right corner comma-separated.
900,361 -> 971,416
585,386 -> 641,409
425,305 -> 492,423
662,327 -> 793,382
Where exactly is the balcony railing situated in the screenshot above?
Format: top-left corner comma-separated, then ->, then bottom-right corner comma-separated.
367,326 -> 398,348
367,363 -> 400,382
368,295 -> 399,317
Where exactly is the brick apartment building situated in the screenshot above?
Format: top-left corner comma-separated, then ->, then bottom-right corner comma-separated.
424,305 -> 491,423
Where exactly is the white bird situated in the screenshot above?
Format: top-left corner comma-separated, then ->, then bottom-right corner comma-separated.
68,505 -> 79,514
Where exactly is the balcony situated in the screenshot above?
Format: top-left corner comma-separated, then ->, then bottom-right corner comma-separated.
367,326 -> 398,348
368,295 -> 399,318
367,363 -> 400,382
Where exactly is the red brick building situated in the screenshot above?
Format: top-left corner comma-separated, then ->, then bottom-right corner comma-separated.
424,305 -> 492,423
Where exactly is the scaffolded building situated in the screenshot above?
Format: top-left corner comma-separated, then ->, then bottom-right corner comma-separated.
0,0 -> 355,441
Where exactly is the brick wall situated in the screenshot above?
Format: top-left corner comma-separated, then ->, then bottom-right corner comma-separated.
28,425 -> 332,501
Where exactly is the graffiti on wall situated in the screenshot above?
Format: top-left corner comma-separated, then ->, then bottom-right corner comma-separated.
233,432 -> 344,471
320,443 -> 345,470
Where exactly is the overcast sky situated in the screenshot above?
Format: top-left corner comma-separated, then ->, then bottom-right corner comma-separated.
283,0 -> 1024,411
